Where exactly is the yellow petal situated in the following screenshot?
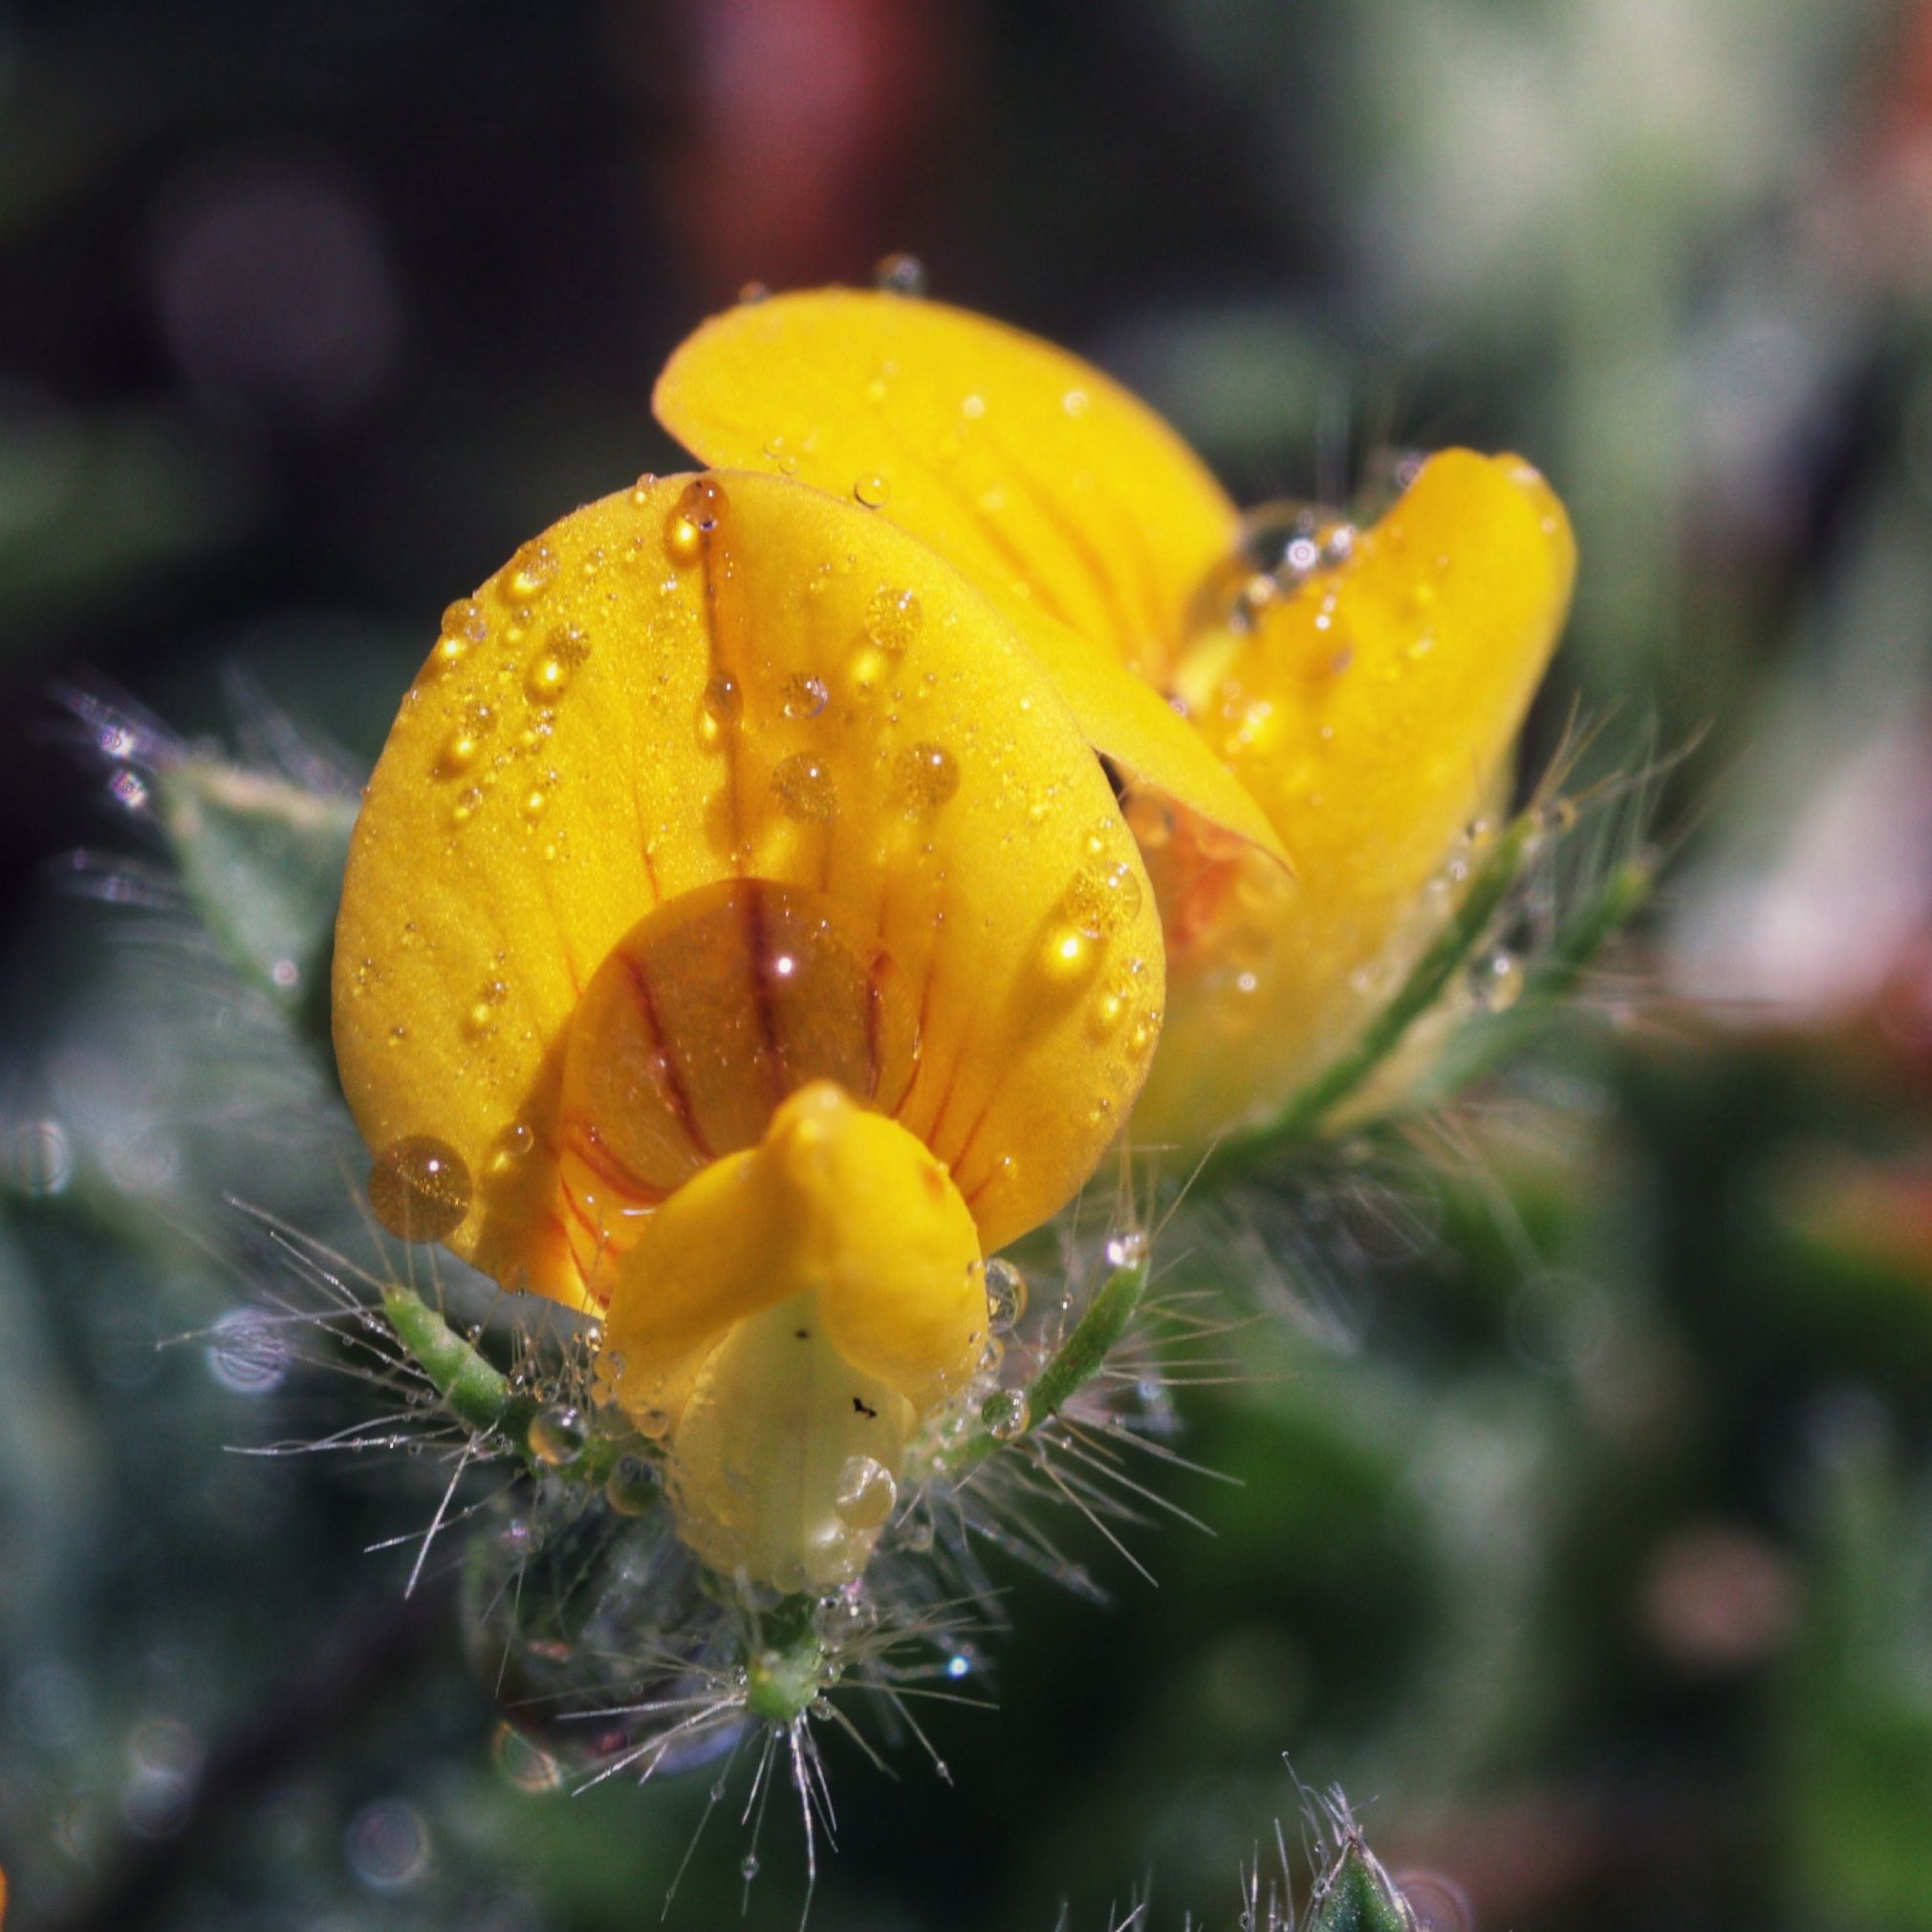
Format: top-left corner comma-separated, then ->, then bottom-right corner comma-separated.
602,1082 -> 983,1420
655,289 -> 1239,685
602,1082 -> 983,1590
333,471 -> 1164,1304
1133,450 -> 1575,1144
656,289 -> 1289,878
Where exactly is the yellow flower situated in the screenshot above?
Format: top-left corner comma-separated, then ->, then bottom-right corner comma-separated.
334,471 -> 1164,1589
655,291 -> 1576,1142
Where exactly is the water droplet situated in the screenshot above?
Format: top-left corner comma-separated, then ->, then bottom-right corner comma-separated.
853,473 -> 891,510
891,740 -> 960,813
1470,948 -> 1523,1012
1063,858 -> 1143,939
875,252 -> 928,296
629,470 -> 658,506
781,673 -> 829,719
432,599 -> 487,669
603,1453 -> 659,1516
981,1389 -> 1031,1442
369,1136 -> 472,1244
1041,925 -> 1096,982
979,1333 -> 1005,1375
984,1257 -> 1028,1334
700,672 -> 741,746
834,1454 -> 898,1529
500,538 -> 557,606
740,1854 -> 761,1883
862,585 -> 921,656
525,626 -> 590,703
437,703 -> 496,777
465,979 -> 509,1039
522,786 -> 549,822
488,1120 -> 534,1174
1104,1228 -> 1150,1271
665,477 -> 727,563
737,280 -> 771,305
528,1402 -> 588,1468
1061,386 -> 1090,418
770,751 -> 837,823
491,1724 -> 562,1792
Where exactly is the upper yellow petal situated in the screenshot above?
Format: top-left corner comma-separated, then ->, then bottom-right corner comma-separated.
655,289 -> 1239,685
333,471 -> 1164,1304
655,289 -> 1289,878
1133,450 -> 1576,1144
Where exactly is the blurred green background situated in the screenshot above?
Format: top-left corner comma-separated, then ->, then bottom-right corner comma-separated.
6,2 -> 1932,1927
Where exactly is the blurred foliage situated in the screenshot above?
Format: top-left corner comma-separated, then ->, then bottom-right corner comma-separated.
5,2 -> 1932,1930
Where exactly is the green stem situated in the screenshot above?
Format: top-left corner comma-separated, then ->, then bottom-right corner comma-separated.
936,1250 -> 1152,1479
1420,849 -> 1655,1102
1199,808 -> 1544,1186
379,1283 -> 636,1487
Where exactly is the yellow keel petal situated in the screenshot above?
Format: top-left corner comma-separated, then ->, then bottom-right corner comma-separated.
602,1083 -> 984,1591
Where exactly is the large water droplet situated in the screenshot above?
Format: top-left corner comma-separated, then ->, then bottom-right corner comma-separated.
770,751 -> 837,823
665,477 -> 727,563
980,1389 -> 1031,1442
983,1257 -> 1028,1334
1063,858 -> 1143,939
834,1454 -> 897,1529
528,1403 -> 588,1468
891,740 -> 960,814
853,474 -> 891,510
864,584 -> 922,654
781,673 -> 829,720
604,1453 -> 659,1516
369,1136 -> 472,1243
525,626 -> 590,704
500,538 -> 558,606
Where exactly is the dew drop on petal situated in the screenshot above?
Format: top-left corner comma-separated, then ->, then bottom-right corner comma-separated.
780,673 -> 829,720
1063,858 -> 1143,939
1104,1227 -> 1150,1270
853,473 -> 891,510
499,538 -> 557,606
488,1120 -> 534,1175
525,626 -> 590,703
891,739 -> 960,813
864,584 -> 922,657
665,477 -> 727,563
834,1454 -> 898,1529
700,672 -> 741,746
369,1136 -> 472,1243
770,751 -> 837,823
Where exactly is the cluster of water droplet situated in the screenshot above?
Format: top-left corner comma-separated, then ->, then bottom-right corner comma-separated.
1191,498 -> 1360,638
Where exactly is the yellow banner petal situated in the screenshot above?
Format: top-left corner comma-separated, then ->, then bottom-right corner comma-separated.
334,471 -> 1165,1304
655,289 -> 1239,686
655,289 -> 1288,871
1133,450 -> 1575,1145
